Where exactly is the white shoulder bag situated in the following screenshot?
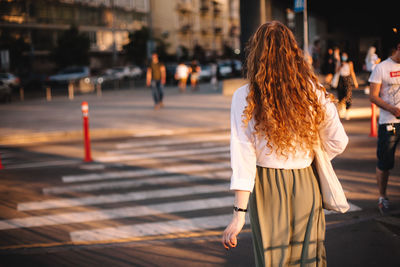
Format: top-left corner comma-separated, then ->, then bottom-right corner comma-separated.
313,141 -> 350,213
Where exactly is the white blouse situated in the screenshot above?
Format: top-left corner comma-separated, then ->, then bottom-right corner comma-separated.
230,84 -> 349,192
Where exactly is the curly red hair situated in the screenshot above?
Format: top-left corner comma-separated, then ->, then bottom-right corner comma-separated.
243,21 -> 330,157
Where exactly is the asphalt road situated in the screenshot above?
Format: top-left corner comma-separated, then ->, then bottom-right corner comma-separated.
0,122 -> 399,266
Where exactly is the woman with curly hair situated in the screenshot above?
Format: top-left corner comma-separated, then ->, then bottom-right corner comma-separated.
222,21 -> 348,266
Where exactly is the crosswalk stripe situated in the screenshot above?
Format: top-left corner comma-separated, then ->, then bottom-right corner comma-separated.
115,135 -> 229,149
44,171 -> 232,194
0,197 -> 234,230
113,152 -> 229,166
4,160 -> 82,170
19,183 -> 230,211
70,214 -> 242,242
96,146 -> 230,162
62,162 -> 231,183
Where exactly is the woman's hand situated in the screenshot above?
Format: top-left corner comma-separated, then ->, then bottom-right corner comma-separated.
222,212 -> 245,250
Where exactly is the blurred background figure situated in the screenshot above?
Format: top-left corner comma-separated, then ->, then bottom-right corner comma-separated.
189,60 -> 201,91
364,46 -> 381,94
146,53 -> 166,110
210,61 -> 218,90
365,46 -> 381,72
336,52 -> 358,120
175,61 -> 189,93
310,39 -> 321,73
323,47 -> 335,88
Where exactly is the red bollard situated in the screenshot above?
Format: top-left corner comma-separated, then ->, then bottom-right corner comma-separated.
81,101 -> 93,162
370,103 -> 378,137
0,154 -> 3,170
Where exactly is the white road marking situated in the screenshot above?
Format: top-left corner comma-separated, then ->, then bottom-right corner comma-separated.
3,160 -> 81,170
19,183 -> 229,211
115,135 -> 229,149
96,146 -> 229,162
70,214 -> 242,242
0,197 -> 234,230
62,162 -> 231,183
44,171 -> 232,194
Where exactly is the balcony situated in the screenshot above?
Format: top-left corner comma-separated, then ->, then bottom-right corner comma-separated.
214,27 -> 222,35
176,2 -> 193,14
200,5 -> 209,14
180,24 -> 192,34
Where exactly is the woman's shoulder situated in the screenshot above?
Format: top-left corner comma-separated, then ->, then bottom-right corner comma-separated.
232,84 -> 250,99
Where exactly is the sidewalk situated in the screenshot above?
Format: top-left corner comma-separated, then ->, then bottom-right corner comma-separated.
0,81 -> 374,146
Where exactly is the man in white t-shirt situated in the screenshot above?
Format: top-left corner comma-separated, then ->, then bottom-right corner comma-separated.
369,37 -> 400,215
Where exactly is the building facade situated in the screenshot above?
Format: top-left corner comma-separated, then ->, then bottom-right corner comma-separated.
0,0 -> 149,71
151,0 -> 240,59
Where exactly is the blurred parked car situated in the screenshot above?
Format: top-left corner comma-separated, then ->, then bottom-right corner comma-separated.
217,60 -> 233,78
48,66 -> 90,84
0,80 -> 12,103
127,65 -> 143,79
199,64 -> 212,81
0,72 -> 20,89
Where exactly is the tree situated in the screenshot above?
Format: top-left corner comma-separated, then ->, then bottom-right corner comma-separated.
0,30 -> 30,73
193,44 -> 206,63
124,27 -> 171,65
52,26 -> 90,68
123,27 -> 150,66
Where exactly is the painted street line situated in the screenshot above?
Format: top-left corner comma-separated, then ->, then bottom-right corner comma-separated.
121,152 -> 230,165
3,160 -> 82,170
115,135 -> 229,150
20,183 -> 229,211
0,197 -> 234,230
44,171 -> 232,194
70,205 -> 363,243
62,162 -> 231,183
96,146 -> 229,163
109,141 -> 226,155
70,214 -> 241,242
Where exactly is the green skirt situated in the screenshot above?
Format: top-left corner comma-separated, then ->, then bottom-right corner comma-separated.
249,166 -> 326,267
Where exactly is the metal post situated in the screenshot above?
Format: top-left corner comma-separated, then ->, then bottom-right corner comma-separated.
303,0 -> 308,53
81,101 -> 92,162
46,86 -> 52,101
96,82 -> 102,97
68,81 -> 74,100
19,87 -> 24,101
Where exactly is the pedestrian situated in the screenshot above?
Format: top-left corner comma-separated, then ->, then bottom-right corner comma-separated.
336,52 -> 359,120
364,46 -> 381,94
210,61 -> 218,90
365,46 -> 381,72
323,47 -> 335,87
310,39 -> 321,72
221,21 -> 348,267
368,36 -> 400,215
175,61 -> 189,93
146,53 -> 166,110
189,59 -> 201,91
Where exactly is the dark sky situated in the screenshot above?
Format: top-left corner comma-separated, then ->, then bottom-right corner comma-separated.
307,0 -> 398,36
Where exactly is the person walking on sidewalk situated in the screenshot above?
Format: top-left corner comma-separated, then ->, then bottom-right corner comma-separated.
369,36 -> 400,215
336,52 -> 359,120
175,61 -> 190,93
189,59 -> 201,91
146,53 -> 166,110
221,21 -> 348,267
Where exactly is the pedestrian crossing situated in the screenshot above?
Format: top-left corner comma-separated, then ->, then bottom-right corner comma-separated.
0,131 -> 361,248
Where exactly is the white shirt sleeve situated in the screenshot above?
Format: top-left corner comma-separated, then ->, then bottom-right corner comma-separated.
229,86 -> 257,192
368,63 -> 383,84
319,95 -> 349,160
